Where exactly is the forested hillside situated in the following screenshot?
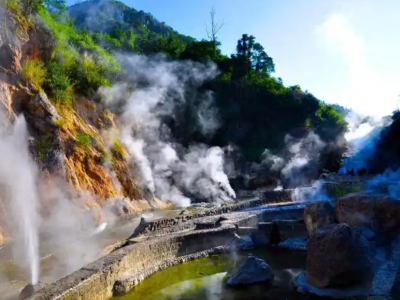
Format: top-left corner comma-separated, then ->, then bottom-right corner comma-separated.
68,0 -> 348,169
0,0 -> 348,205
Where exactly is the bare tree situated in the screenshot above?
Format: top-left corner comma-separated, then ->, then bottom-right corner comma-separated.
206,7 -> 224,58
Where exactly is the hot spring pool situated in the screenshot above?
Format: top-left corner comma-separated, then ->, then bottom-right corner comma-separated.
112,248 -> 306,300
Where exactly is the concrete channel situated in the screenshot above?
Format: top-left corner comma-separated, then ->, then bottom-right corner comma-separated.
23,190 -> 303,300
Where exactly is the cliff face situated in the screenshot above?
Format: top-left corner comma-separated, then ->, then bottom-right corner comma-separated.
0,6 -> 157,246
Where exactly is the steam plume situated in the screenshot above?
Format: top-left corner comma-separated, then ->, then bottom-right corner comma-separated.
101,54 -> 235,206
0,113 -> 39,284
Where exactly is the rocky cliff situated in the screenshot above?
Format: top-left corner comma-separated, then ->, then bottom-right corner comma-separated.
0,4 -> 165,246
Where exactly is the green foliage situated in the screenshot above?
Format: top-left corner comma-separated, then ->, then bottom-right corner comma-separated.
325,182 -> 362,201
76,132 -> 91,151
68,0 -> 189,56
22,59 -> 46,90
112,140 -> 125,160
34,135 -> 53,162
30,0 -> 348,173
166,35 -> 347,168
45,61 -> 73,103
4,0 -> 30,30
37,6 -> 120,96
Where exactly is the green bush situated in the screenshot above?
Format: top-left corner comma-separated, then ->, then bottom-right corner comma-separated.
45,61 -> 73,103
76,132 -> 91,151
22,59 -> 46,90
37,6 -> 120,96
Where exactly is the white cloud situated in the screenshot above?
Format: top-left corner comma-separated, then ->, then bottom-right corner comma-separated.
315,12 -> 400,117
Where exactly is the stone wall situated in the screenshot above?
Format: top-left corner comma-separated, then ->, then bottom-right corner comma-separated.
135,190 -> 294,236
26,212 -> 260,300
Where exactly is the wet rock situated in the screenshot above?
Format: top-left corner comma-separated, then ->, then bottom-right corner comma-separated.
22,91 -> 61,133
19,282 -> 47,299
279,237 -> 307,250
231,233 -> 254,250
250,230 -> 269,246
304,201 -> 336,235
227,255 -> 274,286
113,279 -> 134,296
293,271 -> 372,299
128,217 -> 148,239
306,223 -> 375,288
336,193 -> 400,236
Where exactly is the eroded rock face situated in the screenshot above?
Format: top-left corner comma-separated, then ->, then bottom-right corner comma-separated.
22,91 -> 61,133
306,223 -> 375,289
227,255 -> 274,286
19,282 -> 47,300
336,193 -> 400,236
303,201 -> 336,235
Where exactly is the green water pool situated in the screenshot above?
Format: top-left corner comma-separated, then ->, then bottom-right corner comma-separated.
112,248 -> 306,300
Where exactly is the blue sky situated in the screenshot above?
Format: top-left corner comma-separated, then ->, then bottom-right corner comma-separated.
69,0 -> 400,117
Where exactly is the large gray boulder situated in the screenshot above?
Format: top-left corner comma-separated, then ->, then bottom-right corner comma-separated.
22,91 -> 61,133
306,223 -> 375,289
19,282 -> 47,299
227,255 -> 274,286
336,193 -> 400,236
304,201 -> 336,235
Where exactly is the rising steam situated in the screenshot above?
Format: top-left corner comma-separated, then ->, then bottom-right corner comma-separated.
0,113 -> 39,284
261,131 -> 325,188
101,54 -> 236,206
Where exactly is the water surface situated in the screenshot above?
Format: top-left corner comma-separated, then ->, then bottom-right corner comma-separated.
113,248 -> 306,300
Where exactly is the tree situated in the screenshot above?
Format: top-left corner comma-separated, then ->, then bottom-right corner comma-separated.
230,34 -> 275,79
206,7 -> 224,59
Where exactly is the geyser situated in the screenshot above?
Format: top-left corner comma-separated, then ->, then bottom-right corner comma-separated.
0,115 -> 40,284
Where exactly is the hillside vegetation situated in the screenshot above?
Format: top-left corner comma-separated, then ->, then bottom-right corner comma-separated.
1,0 -> 348,199
68,0 -> 348,167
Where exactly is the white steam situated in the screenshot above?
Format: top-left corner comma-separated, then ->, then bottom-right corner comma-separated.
340,111 -> 391,174
101,54 -> 235,206
0,114 -> 39,284
262,131 -> 325,188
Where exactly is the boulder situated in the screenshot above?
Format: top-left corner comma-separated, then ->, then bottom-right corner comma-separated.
231,233 -> 254,251
304,201 -> 336,235
227,255 -> 274,286
22,91 -> 61,133
306,223 -> 375,288
19,282 -> 47,299
336,193 -> 400,236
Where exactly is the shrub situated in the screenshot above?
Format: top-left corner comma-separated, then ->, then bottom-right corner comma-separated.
112,140 -> 125,159
76,132 -> 91,151
45,61 -> 74,103
21,59 -> 46,90
34,135 -> 53,162
38,7 -> 120,96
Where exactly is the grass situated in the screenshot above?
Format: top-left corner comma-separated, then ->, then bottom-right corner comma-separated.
21,60 -> 46,90
75,132 -> 91,151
